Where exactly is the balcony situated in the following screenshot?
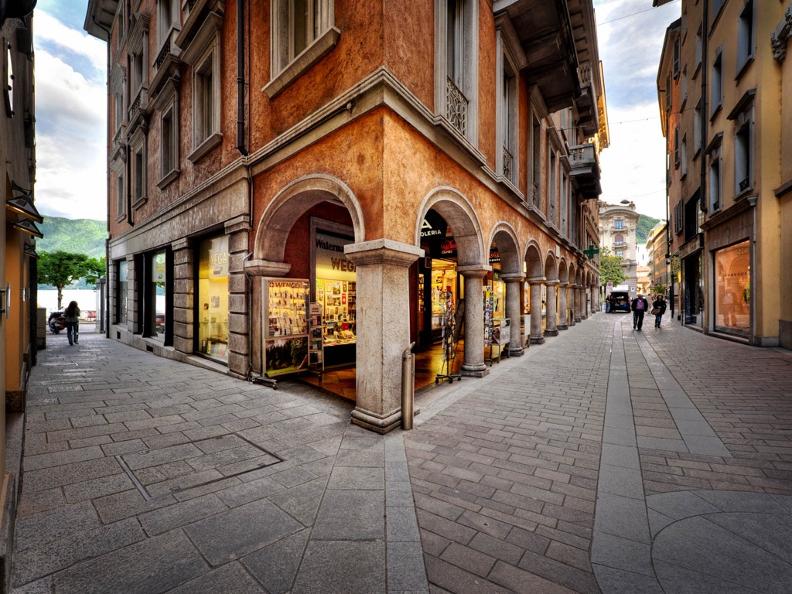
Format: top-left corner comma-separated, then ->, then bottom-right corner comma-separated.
150,28 -> 182,100
445,77 -> 468,136
568,143 -> 601,197
127,85 -> 148,134
574,64 -> 598,137
612,241 -> 626,248
493,0 -> 579,112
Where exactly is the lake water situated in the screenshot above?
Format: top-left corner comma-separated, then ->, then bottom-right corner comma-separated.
38,288 -> 100,317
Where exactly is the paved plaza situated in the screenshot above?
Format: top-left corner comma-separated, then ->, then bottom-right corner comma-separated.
11,313 -> 792,592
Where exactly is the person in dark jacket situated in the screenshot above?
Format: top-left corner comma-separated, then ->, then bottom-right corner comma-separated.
64,301 -> 80,345
652,294 -> 668,328
631,294 -> 649,331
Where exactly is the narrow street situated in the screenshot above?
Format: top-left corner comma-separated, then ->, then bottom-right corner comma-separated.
13,314 -> 792,593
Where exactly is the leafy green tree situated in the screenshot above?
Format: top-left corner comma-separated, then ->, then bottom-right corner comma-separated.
38,251 -> 105,309
598,247 -> 625,288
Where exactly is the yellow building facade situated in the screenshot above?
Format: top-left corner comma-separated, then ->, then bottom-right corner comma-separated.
658,1 -> 792,347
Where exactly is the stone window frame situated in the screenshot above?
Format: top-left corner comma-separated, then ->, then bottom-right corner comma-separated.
156,0 -> 180,50
130,127 -> 147,210
156,84 -> 180,189
434,0 -> 479,146
731,100 -> 755,199
111,158 -> 127,222
495,29 -> 519,187
736,0 -> 755,78
187,34 -> 222,163
710,47 -> 723,119
264,0 -> 339,98
528,108 -> 543,209
708,150 -> 722,213
681,133 -> 688,179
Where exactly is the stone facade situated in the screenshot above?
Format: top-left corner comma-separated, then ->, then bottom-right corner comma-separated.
598,201 -> 639,295
86,0 -> 609,431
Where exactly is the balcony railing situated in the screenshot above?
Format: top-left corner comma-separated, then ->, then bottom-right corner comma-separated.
502,146 -> 514,182
446,77 -> 468,136
568,143 -> 601,197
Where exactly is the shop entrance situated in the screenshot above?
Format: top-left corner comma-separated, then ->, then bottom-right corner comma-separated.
683,252 -> 704,328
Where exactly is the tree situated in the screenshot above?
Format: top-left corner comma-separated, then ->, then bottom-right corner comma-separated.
598,247 -> 625,288
38,251 -> 106,309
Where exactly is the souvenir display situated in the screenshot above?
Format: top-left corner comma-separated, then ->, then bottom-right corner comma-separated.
262,278 -> 310,377
316,279 -> 356,346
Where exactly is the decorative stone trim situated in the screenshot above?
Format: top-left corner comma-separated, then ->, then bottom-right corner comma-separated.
263,27 -> 341,99
187,132 -> 222,164
344,239 -> 424,267
772,6 -> 792,62
243,259 -> 291,277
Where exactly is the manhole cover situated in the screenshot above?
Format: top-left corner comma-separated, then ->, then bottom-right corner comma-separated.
117,433 -> 282,499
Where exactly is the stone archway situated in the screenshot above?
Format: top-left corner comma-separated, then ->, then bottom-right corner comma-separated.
525,242 -> 545,344
489,222 -> 523,355
544,253 -> 559,336
415,187 -> 488,376
568,262 -> 577,326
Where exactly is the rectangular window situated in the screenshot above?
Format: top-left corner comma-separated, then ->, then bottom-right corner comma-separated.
196,59 -> 213,144
709,159 -> 721,211
116,173 -> 125,218
115,93 -> 124,131
674,127 -> 680,168
673,36 -> 680,76
695,27 -> 703,69
548,150 -> 557,223
684,193 -> 700,241
560,172 -> 568,237
531,116 -> 541,206
161,105 -> 177,180
157,0 -> 177,47
711,51 -> 722,115
681,135 -> 688,177
134,148 -> 144,202
272,0 -> 333,74
737,1 -> 754,72
614,218 -> 624,230
665,75 -> 671,112
197,235 -> 229,362
501,66 -> 516,182
714,240 -> 751,336
116,259 -> 128,324
694,102 -> 703,152
735,122 -> 751,194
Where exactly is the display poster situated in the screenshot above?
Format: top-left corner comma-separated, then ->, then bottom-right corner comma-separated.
308,302 -> 323,367
314,231 -> 356,282
263,278 -> 309,377
483,286 -> 494,346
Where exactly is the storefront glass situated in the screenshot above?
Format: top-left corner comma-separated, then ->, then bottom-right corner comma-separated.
714,240 -> 750,336
117,259 -> 127,324
683,253 -> 704,328
152,250 -> 167,340
198,235 -> 229,361
431,260 -> 457,332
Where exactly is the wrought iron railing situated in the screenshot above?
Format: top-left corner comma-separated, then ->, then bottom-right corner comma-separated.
502,146 -> 514,181
446,77 -> 468,136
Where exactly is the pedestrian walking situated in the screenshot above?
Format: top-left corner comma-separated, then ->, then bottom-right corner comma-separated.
64,301 -> 80,345
651,294 -> 667,328
631,293 -> 649,331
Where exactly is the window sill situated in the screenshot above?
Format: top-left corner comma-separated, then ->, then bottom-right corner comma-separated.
709,104 -> 722,122
735,55 -> 754,83
735,187 -> 754,202
188,132 -> 222,163
157,169 -> 180,190
132,196 -> 147,210
693,147 -> 701,161
115,212 -> 127,223
263,27 -> 341,99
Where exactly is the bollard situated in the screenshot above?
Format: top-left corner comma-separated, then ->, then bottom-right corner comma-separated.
401,342 -> 415,430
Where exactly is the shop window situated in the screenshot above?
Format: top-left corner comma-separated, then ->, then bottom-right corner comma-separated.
145,249 -> 171,343
440,0 -> 477,141
116,259 -> 128,324
714,240 -> 751,335
710,50 -> 722,116
197,235 -> 229,362
737,0 -> 754,73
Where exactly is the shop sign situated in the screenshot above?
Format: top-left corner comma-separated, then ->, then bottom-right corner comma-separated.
315,231 -> 356,281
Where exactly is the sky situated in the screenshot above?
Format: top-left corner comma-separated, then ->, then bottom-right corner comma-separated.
32,0 -> 681,221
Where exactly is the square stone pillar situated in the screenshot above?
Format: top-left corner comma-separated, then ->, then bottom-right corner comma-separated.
172,238 -> 194,354
458,266 -> 490,377
574,285 -> 582,322
558,282 -> 568,330
126,255 -> 137,333
226,217 -> 251,378
528,277 -> 545,344
544,280 -> 559,337
502,273 -> 525,356
567,284 -> 575,327
345,239 -> 423,433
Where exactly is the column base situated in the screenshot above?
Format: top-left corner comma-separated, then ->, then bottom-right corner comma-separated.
530,335 -> 545,345
508,347 -> 525,357
558,324 -> 568,331
544,329 -> 559,337
350,407 -> 401,434
574,316 -> 582,323
461,363 -> 489,378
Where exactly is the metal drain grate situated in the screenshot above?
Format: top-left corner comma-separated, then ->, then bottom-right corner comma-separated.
117,433 -> 283,500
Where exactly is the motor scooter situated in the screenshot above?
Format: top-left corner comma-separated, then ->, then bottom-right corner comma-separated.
48,311 -> 67,334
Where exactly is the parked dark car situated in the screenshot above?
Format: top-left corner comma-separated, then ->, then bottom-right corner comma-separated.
607,291 -> 631,313
48,311 -> 66,334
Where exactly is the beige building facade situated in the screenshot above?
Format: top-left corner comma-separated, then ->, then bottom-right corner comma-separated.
646,220 -> 669,294
598,201 -> 639,295
658,0 -> 792,347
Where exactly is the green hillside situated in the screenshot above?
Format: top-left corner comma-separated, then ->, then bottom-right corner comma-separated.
636,214 -> 661,245
38,216 -> 106,258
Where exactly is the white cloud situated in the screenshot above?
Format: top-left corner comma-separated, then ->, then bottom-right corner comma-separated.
34,9 -> 106,73
33,46 -> 107,220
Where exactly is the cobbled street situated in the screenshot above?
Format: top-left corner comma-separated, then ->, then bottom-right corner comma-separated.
12,313 -> 792,593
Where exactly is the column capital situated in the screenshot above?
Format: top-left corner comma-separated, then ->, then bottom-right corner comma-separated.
457,265 -> 492,278
244,259 -> 291,277
345,239 -> 424,267
501,273 -> 526,283
545,280 -> 560,287
527,276 -> 546,286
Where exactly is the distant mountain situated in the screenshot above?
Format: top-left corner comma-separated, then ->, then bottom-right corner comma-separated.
38,216 -> 106,258
636,214 -> 662,245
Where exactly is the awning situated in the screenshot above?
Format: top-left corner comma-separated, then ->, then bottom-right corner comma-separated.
6,181 -> 43,223
12,218 -> 43,239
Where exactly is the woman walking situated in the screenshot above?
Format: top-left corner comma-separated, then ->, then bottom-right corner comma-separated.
652,294 -> 667,329
64,301 -> 80,345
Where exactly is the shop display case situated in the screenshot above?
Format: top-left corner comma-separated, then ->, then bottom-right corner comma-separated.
261,278 -> 310,377
316,279 -> 356,346
431,264 -> 457,333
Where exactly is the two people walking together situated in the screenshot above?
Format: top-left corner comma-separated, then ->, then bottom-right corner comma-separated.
631,293 -> 667,331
